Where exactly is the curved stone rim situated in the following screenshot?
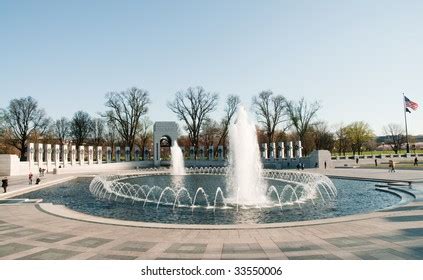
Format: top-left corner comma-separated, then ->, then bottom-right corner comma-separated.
36,185 -> 412,230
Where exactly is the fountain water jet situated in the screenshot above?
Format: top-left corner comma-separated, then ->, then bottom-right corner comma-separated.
226,105 -> 268,205
170,141 -> 186,176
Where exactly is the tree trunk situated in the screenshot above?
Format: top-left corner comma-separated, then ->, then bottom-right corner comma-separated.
20,141 -> 27,161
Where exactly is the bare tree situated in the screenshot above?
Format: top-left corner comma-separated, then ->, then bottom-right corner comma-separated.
138,117 -> 153,160
215,95 -> 240,155
0,96 -> 50,160
252,91 -> 288,157
383,123 -> 405,154
91,118 -> 106,146
201,118 -> 221,152
168,86 -> 219,158
312,121 -> 335,151
105,120 -> 118,145
105,87 -> 151,152
53,117 -> 70,145
285,97 -> 321,155
70,111 -> 93,147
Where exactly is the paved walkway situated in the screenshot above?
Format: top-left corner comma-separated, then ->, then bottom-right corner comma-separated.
0,168 -> 423,260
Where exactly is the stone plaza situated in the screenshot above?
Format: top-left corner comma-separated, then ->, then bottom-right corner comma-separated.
0,167 -> 423,260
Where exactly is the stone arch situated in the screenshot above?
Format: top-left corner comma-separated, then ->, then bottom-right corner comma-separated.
153,122 -> 179,167
160,135 -> 172,147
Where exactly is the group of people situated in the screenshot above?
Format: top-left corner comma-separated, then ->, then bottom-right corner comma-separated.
296,163 -> 305,170
38,167 -> 46,177
28,172 -> 41,185
1,171 -> 44,193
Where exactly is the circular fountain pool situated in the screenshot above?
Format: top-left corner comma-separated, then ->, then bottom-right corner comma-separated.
17,169 -> 408,225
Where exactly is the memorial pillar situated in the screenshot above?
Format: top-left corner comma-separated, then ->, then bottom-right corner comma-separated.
134,147 -> 140,161
125,147 -> 130,161
62,144 -> 68,167
46,144 -> 52,170
270,142 -> 276,161
143,147 -> 149,160
106,147 -> 112,163
218,145 -> 224,161
190,146 -> 195,160
88,146 -> 94,165
199,146 -> 204,160
97,146 -> 102,164
278,142 -> 285,159
115,147 -> 120,162
28,143 -> 35,167
296,141 -> 303,158
71,145 -> 76,165
287,141 -> 293,159
79,146 -> 85,165
54,144 -> 60,166
261,143 -> 268,159
209,146 -> 214,160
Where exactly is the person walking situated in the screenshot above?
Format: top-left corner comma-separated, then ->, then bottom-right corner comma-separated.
414,157 -> 418,166
2,177 -> 8,193
391,161 -> 396,173
28,172 -> 33,185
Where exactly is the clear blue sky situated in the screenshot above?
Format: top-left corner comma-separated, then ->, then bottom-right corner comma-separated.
1,0 -> 422,135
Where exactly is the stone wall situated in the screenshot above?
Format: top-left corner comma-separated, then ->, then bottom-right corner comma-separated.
330,153 -> 423,167
0,155 -> 31,176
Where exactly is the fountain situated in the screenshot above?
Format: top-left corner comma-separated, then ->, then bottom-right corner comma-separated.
87,106 -> 338,220
18,110 -> 406,225
170,141 -> 186,176
226,105 -> 268,206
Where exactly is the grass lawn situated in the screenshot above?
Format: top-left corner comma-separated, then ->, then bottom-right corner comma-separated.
333,150 -> 423,156
359,163 -> 423,170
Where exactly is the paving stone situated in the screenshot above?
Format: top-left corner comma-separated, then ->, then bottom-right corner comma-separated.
288,254 -> 341,260
383,206 -> 423,212
67,237 -> 113,248
0,228 -> 44,238
401,228 -> 423,237
403,245 -> 423,259
372,234 -> 415,243
164,243 -> 207,254
0,243 -> 35,258
18,248 -> 81,260
156,256 -> 203,260
113,241 -> 157,253
35,233 -> 76,243
221,254 -> 269,260
0,224 -> 22,232
88,254 -> 137,260
353,248 -> 416,260
324,237 -> 373,248
276,241 -> 322,252
222,243 -> 265,254
386,215 -> 423,222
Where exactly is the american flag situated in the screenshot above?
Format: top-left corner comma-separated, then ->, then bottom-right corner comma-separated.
404,96 -> 419,111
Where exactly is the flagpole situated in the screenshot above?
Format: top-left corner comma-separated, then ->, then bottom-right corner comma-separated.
403,93 -> 410,153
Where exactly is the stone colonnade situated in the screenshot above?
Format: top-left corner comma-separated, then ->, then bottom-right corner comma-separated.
27,143 -> 149,168
260,141 -> 303,160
